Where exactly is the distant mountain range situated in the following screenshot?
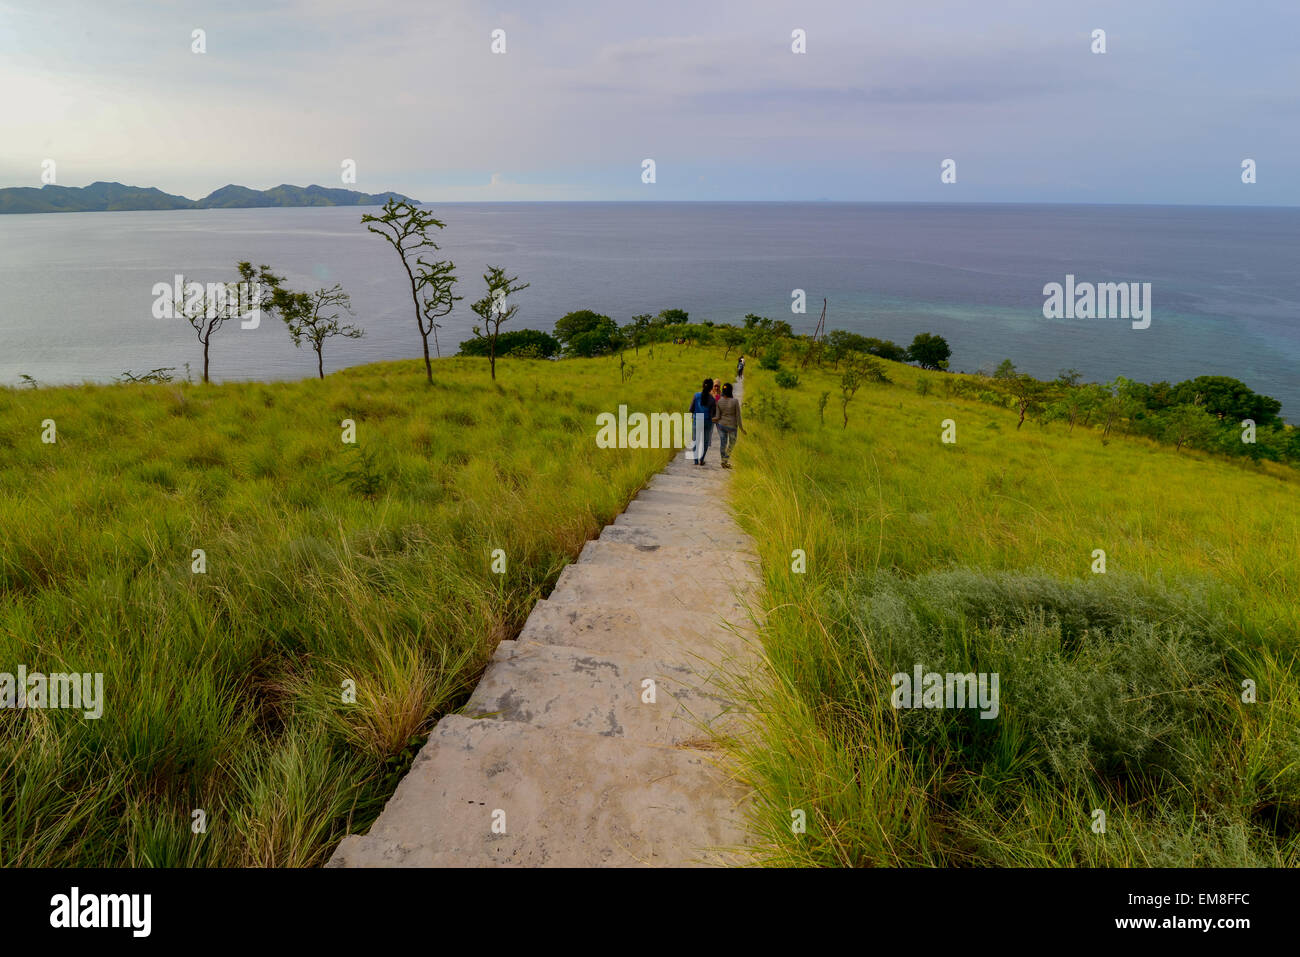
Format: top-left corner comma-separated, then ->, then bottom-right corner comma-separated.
0,181 -> 421,214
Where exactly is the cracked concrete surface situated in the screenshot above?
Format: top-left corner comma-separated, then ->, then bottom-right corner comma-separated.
329,389 -> 759,868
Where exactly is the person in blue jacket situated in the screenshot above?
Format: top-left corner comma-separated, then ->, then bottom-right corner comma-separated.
689,377 -> 716,466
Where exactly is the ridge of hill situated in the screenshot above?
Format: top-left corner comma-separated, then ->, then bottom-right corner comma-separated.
0,181 -> 420,214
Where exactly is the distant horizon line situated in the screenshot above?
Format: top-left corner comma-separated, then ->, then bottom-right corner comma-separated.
420,199 -> 1300,209
3,184 -> 1298,212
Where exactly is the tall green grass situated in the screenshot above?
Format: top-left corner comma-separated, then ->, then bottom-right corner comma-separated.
729,356 -> 1299,866
0,350 -> 702,866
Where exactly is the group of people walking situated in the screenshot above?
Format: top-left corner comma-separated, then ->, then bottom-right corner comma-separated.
687,355 -> 745,468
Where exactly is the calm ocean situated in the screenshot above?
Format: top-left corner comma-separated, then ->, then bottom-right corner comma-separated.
1,202 -> 1296,416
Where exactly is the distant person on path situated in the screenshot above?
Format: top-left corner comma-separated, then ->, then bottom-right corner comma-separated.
736,355 -> 745,379
689,377 -> 717,466
711,379 -> 722,403
713,382 -> 744,469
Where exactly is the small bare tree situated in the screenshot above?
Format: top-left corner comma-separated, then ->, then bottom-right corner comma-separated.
418,257 -> 459,363
719,325 -> 746,359
1006,374 -> 1054,430
629,314 -> 654,356
840,368 -> 861,429
176,261 -> 280,383
469,266 -> 530,380
362,200 -> 453,383
274,284 -> 364,379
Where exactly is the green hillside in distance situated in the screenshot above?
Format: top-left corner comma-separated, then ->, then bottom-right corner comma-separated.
0,182 -> 194,213
0,181 -> 420,214
196,183 -> 421,209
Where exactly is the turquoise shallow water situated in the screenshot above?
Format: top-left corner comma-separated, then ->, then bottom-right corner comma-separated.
0,202 -> 1295,417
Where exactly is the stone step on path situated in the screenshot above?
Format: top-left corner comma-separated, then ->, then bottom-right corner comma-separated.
461,639 -> 743,745
329,385 -> 759,867
598,522 -> 753,549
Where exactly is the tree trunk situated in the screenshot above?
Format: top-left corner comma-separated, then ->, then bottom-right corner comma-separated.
317,347 -> 325,380
405,266 -> 432,382
202,339 -> 210,383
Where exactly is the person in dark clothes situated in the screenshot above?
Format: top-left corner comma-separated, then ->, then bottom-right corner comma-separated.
689,377 -> 717,466
736,355 -> 745,379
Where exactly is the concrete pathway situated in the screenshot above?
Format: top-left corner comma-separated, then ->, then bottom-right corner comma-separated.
329,391 -> 759,867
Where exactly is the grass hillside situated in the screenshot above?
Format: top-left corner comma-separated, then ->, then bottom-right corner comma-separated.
3,337 -> 1294,869
729,354 -> 1299,866
0,352 -> 692,866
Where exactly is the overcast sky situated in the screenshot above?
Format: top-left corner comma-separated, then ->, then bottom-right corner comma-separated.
2,0 -> 1297,204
